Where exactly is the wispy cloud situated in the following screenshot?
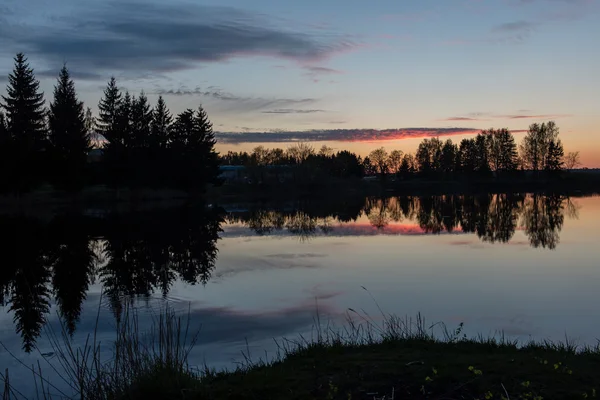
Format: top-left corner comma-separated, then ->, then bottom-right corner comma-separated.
500,114 -> 573,119
262,109 -> 325,114
3,1 -> 359,80
301,65 -> 344,82
442,112 -> 572,122
439,117 -> 483,122
216,127 -> 480,144
492,21 -> 537,33
152,85 -> 319,113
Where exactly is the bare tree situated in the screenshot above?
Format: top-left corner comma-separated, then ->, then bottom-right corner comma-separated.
287,142 -> 315,164
368,147 -> 389,176
388,150 -> 403,174
318,144 -> 334,157
564,151 -> 581,170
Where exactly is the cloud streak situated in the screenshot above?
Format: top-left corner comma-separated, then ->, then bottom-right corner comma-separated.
4,1 -> 358,79
216,127 -> 480,144
442,112 -> 572,122
262,109 -> 325,114
501,114 -> 573,119
153,85 -> 319,113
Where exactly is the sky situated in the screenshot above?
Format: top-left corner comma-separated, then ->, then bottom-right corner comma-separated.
0,0 -> 599,165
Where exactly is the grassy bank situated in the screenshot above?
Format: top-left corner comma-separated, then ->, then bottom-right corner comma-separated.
2,308 -> 599,400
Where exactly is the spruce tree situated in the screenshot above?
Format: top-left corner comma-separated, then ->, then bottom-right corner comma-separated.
131,91 -> 152,149
0,112 -> 7,141
546,139 -> 564,172
48,65 -> 90,189
149,96 -> 172,185
150,95 -> 172,149
118,91 -> 133,149
0,112 -> 10,192
170,106 -> 220,189
97,77 -> 122,148
0,53 -> 47,191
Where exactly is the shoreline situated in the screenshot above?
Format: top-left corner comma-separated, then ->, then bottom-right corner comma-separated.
0,177 -> 598,214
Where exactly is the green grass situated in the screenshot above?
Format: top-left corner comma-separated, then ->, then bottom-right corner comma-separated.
2,305 -> 600,400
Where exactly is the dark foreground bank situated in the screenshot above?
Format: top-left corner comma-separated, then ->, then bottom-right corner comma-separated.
2,309 -> 599,400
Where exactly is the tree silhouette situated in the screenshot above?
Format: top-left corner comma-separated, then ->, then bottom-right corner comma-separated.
0,53 -> 47,192
96,77 -> 122,146
441,139 -> 457,175
388,150 -> 403,175
48,65 -> 91,190
564,151 -> 581,170
150,95 -> 172,150
545,138 -> 564,173
97,78 -> 124,186
169,107 -> 220,189
520,122 -> 563,176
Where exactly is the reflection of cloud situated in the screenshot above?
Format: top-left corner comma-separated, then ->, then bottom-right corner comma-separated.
4,2 -> 358,79
265,253 -> 328,260
216,127 -> 480,144
222,221 -> 467,238
187,303 -> 332,345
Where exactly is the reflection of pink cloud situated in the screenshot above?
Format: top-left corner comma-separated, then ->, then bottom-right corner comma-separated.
335,222 -> 464,236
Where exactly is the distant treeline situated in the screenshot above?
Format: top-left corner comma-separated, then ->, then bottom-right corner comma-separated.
222,125 -> 581,183
0,53 -> 220,193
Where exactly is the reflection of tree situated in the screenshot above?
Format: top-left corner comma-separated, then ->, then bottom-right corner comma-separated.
48,217 -> 97,336
478,194 -> 523,244
246,210 -> 285,235
365,197 -> 404,229
0,218 -> 52,352
99,207 -> 223,319
0,206 -> 223,351
417,197 -> 446,234
285,212 -> 317,241
521,194 -> 565,249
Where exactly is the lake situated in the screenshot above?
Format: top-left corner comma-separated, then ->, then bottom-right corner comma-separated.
1,193 -> 599,395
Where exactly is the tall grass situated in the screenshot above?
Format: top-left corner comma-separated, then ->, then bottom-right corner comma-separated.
1,291 -> 599,399
1,303 -> 200,400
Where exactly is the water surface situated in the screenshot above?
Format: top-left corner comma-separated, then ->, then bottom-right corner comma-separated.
1,193 -> 598,394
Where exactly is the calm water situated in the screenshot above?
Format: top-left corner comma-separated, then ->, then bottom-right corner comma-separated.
1,193 -> 599,394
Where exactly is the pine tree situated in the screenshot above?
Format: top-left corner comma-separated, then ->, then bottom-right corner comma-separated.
48,65 -> 90,189
118,91 -> 133,149
545,138 -> 564,172
97,77 -> 122,148
0,53 -> 47,191
0,112 -> 8,141
1,53 -> 46,152
496,129 -> 518,172
131,91 -> 153,149
170,106 -> 220,189
150,96 -> 172,149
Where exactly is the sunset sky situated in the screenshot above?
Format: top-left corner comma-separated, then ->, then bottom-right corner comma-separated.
1,0 -> 599,165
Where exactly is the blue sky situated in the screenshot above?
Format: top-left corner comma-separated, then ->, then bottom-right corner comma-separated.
1,0 -> 599,164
